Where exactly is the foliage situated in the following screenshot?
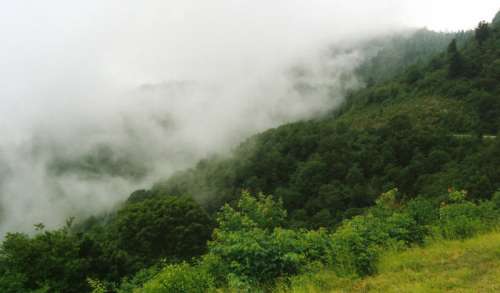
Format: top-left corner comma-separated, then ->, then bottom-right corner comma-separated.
138,262 -> 215,293
433,188 -> 499,239
475,21 -> 491,45
0,227 -> 91,293
147,15 -> 500,231
207,192 -> 332,286
492,190 -> 500,209
448,188 -> 467,203
329,203 -> 420,276
282,231 -> 500,292
404,197 -> 439,236
438,202 -> 484,239
116,265 -> 161,293
356,28 -> 461,84
447,39 -> 463,78
375,188 -> 398,209
329,215 -> 385,276
215,191 -> 287,232
88,278 -> 107,293
153,69 -> 500,228
0,196 -> 213,292
110,196 -> 213,266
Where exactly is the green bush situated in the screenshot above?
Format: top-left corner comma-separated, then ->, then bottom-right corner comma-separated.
492,190 -> 500,209
385,212 -> 422,245
329,215 -> 387,276
438,202 -> 485,239
117,265 -> 161,293
436,189 -> 498,239
139,263 -> 214,293
403,197 -> 439,242
207,192 -> 332,285
405,197 -> 439,226
329,190 -> 424,276
207,227 -> 332,288
215,191 -> 287,233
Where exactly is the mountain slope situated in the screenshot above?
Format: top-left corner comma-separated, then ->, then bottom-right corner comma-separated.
148,16 -> 500,229
1,12 -> 499,293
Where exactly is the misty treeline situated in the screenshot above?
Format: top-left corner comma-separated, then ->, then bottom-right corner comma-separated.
0,12 -> 500,292
35,28 -> 460,183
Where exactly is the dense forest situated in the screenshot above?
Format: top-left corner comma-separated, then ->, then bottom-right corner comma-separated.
0,11 -> 499,292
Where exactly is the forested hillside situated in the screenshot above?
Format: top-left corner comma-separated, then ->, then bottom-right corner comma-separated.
0,12 -> 499,293
356,28 -> 468,84
152,14 -> 500,226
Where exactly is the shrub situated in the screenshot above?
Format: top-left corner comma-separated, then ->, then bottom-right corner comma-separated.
88,278 -> 106,293
438,202 -> 485,239
139,262 -> 214,293
492,190 -> 500,209
207,192 -> 332,285
436,189 -> 499,239
117,265 -> 161,293
215,191 -> 287,232
385,212 -> 422,244
405,197 -> 439,226
402,197 -> 439,243
448,189 -> 467,203
329,215 -> 388,276
329,190 -> 424,276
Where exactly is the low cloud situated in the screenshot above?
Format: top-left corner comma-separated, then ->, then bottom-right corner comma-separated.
0,1 -> 426,234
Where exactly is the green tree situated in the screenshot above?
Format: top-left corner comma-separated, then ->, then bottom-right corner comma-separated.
111,196 -> 212,266
207,192 -> 331,285
0,228 -> 90,292
475,21 -> 490,45
447,39 -> 463,78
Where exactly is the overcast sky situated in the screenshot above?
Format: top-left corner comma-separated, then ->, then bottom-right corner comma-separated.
0,1 -> 498,91
396,0 -> 498,31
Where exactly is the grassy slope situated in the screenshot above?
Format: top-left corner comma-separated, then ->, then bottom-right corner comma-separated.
284,231 -> 500,292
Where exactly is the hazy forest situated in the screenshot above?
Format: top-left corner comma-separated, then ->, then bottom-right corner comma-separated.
0,3 -> 499,292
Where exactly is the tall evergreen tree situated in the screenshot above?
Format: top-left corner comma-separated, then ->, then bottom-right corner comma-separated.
447,39 -> 462,78
475,21 -> 490,45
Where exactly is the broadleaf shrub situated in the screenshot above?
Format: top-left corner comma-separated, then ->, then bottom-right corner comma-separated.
206,192 -> 331,285
438,201 -> 488,239
437,190 -> 497,239
139,262 -> 214,293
